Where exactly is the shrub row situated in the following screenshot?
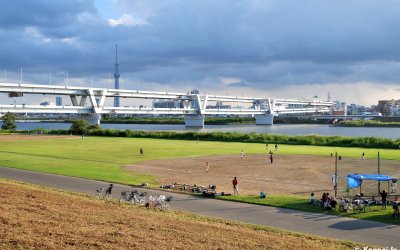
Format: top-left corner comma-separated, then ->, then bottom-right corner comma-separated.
46,128 -> 400,149
339,120 -> 400,127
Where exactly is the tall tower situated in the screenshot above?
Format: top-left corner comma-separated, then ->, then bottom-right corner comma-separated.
114,44 -> 120,107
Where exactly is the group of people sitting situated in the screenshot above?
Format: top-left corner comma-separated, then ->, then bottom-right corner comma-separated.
309,191 -> 398,214
309,192 -> 337,210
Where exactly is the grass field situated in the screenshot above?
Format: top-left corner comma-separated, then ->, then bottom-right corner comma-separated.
0,179 -> 357,249
0,135 -> 399,186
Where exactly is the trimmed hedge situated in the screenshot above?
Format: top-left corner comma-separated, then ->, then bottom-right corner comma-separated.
46,128 -> 400,149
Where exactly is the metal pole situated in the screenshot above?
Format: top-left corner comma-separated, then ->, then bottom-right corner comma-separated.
378,151 -> 381,193
335,152 -> 338,197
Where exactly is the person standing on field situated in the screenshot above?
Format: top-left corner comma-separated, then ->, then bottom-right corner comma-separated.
240,150 -> 245,159
205,161 -> 210,172
232,177 -> 239,195
269,150 -> 273,164
140,148 -> 144,156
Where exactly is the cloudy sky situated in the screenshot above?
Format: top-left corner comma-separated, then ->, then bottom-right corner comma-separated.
1,0 -> 400,106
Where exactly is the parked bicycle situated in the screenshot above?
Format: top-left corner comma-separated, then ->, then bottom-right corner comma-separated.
119,190 -> 147,205
145,195 -> 172,210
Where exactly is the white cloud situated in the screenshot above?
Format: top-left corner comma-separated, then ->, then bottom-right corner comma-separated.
24,27 -> 52,43
108,14 -> 147,27
219,77 -> 242,85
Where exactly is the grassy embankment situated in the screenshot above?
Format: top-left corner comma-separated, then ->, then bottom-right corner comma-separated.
339,120 -> 400,127
0,135 -> 399,225
0,179 -> 357,249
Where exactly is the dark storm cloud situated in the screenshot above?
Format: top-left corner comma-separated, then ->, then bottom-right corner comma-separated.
1,0 -> 400,94
0,0 -> 96,28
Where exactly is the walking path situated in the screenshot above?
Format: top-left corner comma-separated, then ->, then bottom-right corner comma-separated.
0,166 -> 399,247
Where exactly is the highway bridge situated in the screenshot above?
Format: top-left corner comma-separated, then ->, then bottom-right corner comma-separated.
0,83 -> 335,127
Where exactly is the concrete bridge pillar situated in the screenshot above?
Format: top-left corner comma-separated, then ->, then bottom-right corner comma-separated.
82,114 -> 101,125
255,114 -> 274,125
184,115 -> 205,127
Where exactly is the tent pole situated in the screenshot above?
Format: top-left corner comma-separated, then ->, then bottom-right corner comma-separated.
378,151 -> 381,194
335,152 -> 338,197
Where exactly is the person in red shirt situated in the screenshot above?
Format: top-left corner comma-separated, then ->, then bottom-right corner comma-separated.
232,177 -> 239,195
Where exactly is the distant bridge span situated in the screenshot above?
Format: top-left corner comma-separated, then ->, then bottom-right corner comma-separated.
0,83 -> 335,127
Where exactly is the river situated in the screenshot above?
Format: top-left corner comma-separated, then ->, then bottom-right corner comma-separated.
4,121 -> 399,139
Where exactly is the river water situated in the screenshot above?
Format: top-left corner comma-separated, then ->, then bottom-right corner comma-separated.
5,121 -> 400,139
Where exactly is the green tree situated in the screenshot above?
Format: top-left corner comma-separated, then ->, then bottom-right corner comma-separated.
1,112 -> 16,131
69,119 -> 90,135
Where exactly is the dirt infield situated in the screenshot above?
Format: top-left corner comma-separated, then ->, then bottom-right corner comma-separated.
127,154 -> 400,196
0,135 -> 78,141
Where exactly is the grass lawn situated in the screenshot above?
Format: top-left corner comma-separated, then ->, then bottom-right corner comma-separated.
0,136 -> 400,185
218,195 -> 400,225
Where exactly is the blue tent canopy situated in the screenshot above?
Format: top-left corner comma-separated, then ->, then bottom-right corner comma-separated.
346,174 -> 397,189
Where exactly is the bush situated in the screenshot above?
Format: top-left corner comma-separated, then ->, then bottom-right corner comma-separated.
69,119 -> 90,135
1,112 -> 16,131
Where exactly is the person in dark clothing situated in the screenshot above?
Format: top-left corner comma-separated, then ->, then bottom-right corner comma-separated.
269,151 -> 273,164
105,184 -> 113,197
380,190 -> 388,209
329,198 -> 337,210
140,148 -> 144,156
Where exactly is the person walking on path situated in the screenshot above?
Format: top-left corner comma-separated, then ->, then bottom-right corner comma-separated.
139,148 -> 144,156
380,190 -> 388,209
105,184 -> 113,198
269,150 -> 273,164
240,150 -> 245,160
232,177 -> 239,195
205,161 -> 210,172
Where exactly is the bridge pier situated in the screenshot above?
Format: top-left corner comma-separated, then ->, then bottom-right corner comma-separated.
184,115 -> 205,127
81,114 -> 101,126
255,114 -> 274,125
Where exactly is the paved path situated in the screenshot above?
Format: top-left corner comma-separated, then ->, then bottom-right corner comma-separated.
1,166 -> 399,247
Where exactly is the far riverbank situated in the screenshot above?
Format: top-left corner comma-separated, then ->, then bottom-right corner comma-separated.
3,121 -> 400,139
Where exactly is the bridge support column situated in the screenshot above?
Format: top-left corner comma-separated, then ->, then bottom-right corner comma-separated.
81,114 -> 101,125
255,114 -> 274,125
184,115 -> 205,127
